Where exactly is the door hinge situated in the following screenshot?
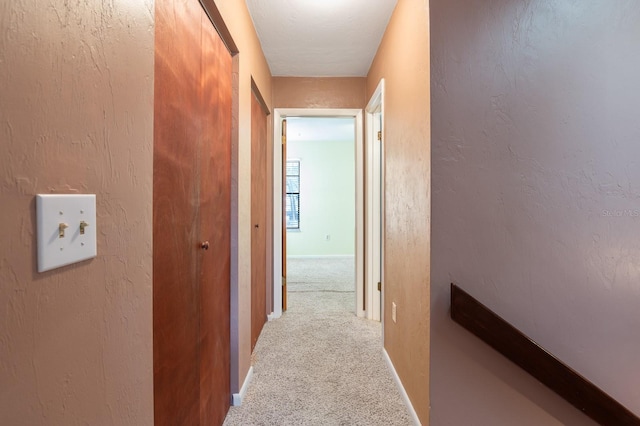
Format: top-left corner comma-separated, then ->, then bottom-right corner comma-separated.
282,277 -> 286,287
377,131 -> 382,141
377,281 -> 382,291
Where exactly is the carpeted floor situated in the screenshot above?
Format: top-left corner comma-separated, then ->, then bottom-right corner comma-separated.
222,256 -> 413,426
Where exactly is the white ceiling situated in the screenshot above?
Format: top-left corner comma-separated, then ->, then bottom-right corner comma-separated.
287,117 -> 355,142
245,0 -> 398,77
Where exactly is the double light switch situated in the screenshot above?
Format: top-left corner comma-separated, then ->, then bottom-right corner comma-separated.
36,194 -> 97,272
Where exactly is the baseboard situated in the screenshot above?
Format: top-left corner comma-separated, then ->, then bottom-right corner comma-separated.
383,349 -> 421,426
267,313 -> 277,321
286,254 -> 355,259
231,366 -> 254,406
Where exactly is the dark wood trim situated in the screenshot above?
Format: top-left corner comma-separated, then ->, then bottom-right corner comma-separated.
450,283 -> 640,426
198,0 -> 238,55
251,78 -> 270,116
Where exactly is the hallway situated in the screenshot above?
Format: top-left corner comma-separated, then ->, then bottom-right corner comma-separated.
3,0 -> 640,423
0,1 -> 433,424
223,258 -> 412,425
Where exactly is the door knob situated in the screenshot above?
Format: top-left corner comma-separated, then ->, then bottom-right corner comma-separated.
200,241 -> 210,250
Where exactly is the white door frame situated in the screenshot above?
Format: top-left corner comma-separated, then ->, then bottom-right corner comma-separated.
271,108 -> 365,319
365,79 -> 385,323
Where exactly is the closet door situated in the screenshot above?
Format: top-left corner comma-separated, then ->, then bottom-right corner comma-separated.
153,1 -> 202,424
153,0 -> 232,424
251,90 -> 268,351
198,10 -> 232,425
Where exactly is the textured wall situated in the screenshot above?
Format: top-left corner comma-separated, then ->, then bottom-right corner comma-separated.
431,0 -> 640,424
213,0 -> 273,395
0,0 -> 154,424
366,0 -> 431,422
273,77 -> 366,109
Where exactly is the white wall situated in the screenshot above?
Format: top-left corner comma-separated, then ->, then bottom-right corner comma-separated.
431,1 -> 640,424
287,137 -> 355,256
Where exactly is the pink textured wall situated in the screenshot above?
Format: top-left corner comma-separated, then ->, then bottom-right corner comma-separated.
214,0 -> 273,395
273,77 -> 366,109
366,0 -> 431,422
0,1 -> 154,424
431,1 -> 640,424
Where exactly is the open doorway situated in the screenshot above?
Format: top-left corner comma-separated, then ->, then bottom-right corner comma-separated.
285,117 -> 356,312
365,79 -> 385,323
271,108 -> 364,319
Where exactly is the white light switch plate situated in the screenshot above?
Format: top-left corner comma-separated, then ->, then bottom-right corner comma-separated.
36,194 -> 97,272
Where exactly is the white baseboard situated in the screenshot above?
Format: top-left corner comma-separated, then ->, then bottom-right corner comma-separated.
383,349 -> 421,426
267,313 -> 278,321
286,254 -> 355,259
231,366 -> 254,406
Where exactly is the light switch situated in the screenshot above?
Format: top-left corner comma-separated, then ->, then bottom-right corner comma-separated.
36,194 -> 97,272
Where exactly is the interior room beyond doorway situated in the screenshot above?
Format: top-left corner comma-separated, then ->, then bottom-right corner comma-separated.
285,116 -> 356,312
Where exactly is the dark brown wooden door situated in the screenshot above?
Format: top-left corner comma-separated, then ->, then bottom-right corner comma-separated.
153,0 -> 232,424
251,90 -> 268,351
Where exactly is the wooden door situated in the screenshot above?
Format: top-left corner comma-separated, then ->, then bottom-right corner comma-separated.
153,0 -> 232,424
198,10 -> 232,425
153,1 -> 201,423
251,90 -> 267,351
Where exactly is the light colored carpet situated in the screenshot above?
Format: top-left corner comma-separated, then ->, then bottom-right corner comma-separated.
286,256 -> 355,293
223,256 -> 413,426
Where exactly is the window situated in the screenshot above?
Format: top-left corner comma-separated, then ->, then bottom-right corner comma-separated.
286,160 -> 300,229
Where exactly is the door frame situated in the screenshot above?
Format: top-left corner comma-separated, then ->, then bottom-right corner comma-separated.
271,108 -> 364,319
365,79 -> 385,323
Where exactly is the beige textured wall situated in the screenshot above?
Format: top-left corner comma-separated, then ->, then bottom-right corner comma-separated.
430,1 -> 640,424
366,0 -> 430,422
214,0 -> 273,394
273,77 -> 366,109
0,0 -> 154,424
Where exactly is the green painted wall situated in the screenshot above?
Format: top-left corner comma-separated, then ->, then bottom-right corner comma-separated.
287,138 -> 355,256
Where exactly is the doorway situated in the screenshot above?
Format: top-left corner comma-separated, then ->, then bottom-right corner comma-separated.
365,79 -> 385,323
285,117 -> 357,311
272,109 -> 364,319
